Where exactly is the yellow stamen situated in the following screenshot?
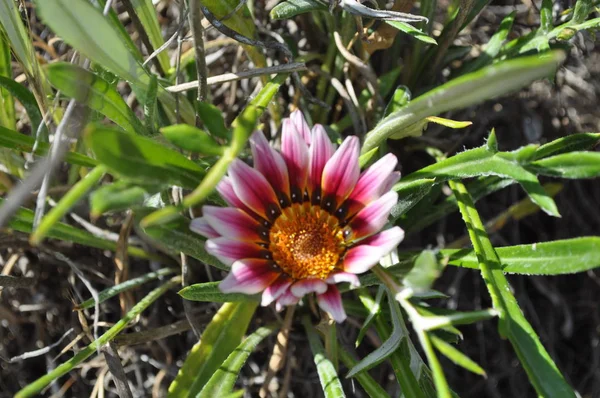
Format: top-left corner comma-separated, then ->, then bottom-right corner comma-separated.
269,203 -> 345,280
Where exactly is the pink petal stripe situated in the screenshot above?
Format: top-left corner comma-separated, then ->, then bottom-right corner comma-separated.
360,226 -> 405,253
290,278 -> 328,298
343,228 -> 404,274
190,218 -> 220,239
219,259 -> 280,294
290,110 -> 311,145
326,271 -> 360,288
347,153 -> 398,216
217,176 -> 253,215
261,276 -> 293,306
308,124 -> 335,196
229,159 -> 280,221
203,206 -> 265,242
381,171 -> 401,194
321,136 -> 360,205
282,119 -> 309,201
276,289 -> 300,311
250,131 -> 290,200
317,285 -> 347,323
349,191 -> 398,240
205,237 -> 267,266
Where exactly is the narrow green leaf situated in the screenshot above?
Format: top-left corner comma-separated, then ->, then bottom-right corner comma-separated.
46,63 -> 146,135
179,282 -> 258,303
76,268 -> 176,310
197,102 -> 230,139
533,132 -> 600,160
386,21 -> 437,44
355,287 -> 384,348
0,34 -> 16,129
167,302 -> 258,398
339,348 -> 391,398
403,250 -> 443,293
528,152 -> 600,179
15,277 -> 180,398
395,145 -> 560,216
449,180 -> 575,398
143,74 -> 158,134
445,237 -> 600,275
0,197 -> 158,260
391,178 -> 435,221
384,85 -> 412,117
90,181 -> 155,217
302,316 -> 346,398
270,0 -> 327,20
0,0 -> 35,75
161,124 -> 224,155
431,335 -> 486,376
86,125 -> 205,189
363,51 -> 565,154
0,125 -> 97,167
197,324 -> 279,398
129,0 -> 170,73
0,76 -> 44,135
30,165 -> 107,245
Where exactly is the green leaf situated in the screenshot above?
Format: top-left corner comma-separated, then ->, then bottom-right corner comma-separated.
0,125 -> 97,167
16,277 -> 179,398
0,76 -> 44,136
391,179 -> 436,222
270,0 -> 328,20
445,237 -> 600,275
197,324 -> 279,398
161,124 -> 224,156
0,35 -> 16,130
430,336 -> 486,376
356,287 -> 384,348
135,211 -> 227,270
128,0 -> 170,73
35,0 -> 194,124
396,145 -> 560,217
46,63 -> 146,136
0,197 -> 157,260
0,0 -> 36,76
384,85 -> 411,117
403,250 -> 443,293
362,51 -> 565,154
339,347 -> 391,398
168,302 -> 258,398
86,125 -> 204,189
90,181 -> 155,217
528,152 -> 600,179
76,268 -> 176,310
179,282 -> 257,303
533,133 -> 600,160
386,21 -> 437,44
449,180 -> 575,398
302,316 -> 346,398
197,102 -> 230,139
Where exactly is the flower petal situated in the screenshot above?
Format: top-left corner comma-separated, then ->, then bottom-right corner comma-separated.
321,136 -> 360,208
190,217 -> 220,239
381,171 -> 401,194
308,124 -> 335,199
250,131 -> 290,202
349,191 -> 398,240
261,276 -> 293,306
346,153 -> 398,216
342,245 -> 385,274
205,237 -> 268,266
219,259 -> 280,294
290,278 -> 328,297
317,285 -> 347,323
290,109 -> 311,145
361,226 -> 405,253
203,206 -> 267,242
229,159 -> 280,221
282,118 -> 310,202
217,176 -> 253,215
326,271 -> 360,288
276,289 -> 300,311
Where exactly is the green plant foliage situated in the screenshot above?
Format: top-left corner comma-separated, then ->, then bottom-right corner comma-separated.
0,76 -> 44,135
179,282 -> 257,303
85,125 -> 205,189
161,124 -> 224,155
270,0 -> 328,20
168,301 -> 258,398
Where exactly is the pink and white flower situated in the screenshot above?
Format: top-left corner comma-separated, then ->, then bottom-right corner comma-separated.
191,110 -> 404,322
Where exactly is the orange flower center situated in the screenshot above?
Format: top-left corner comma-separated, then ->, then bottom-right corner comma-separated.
269,203 -> 345,280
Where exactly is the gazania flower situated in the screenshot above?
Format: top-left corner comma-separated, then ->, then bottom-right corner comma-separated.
191,111 -> 404,322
